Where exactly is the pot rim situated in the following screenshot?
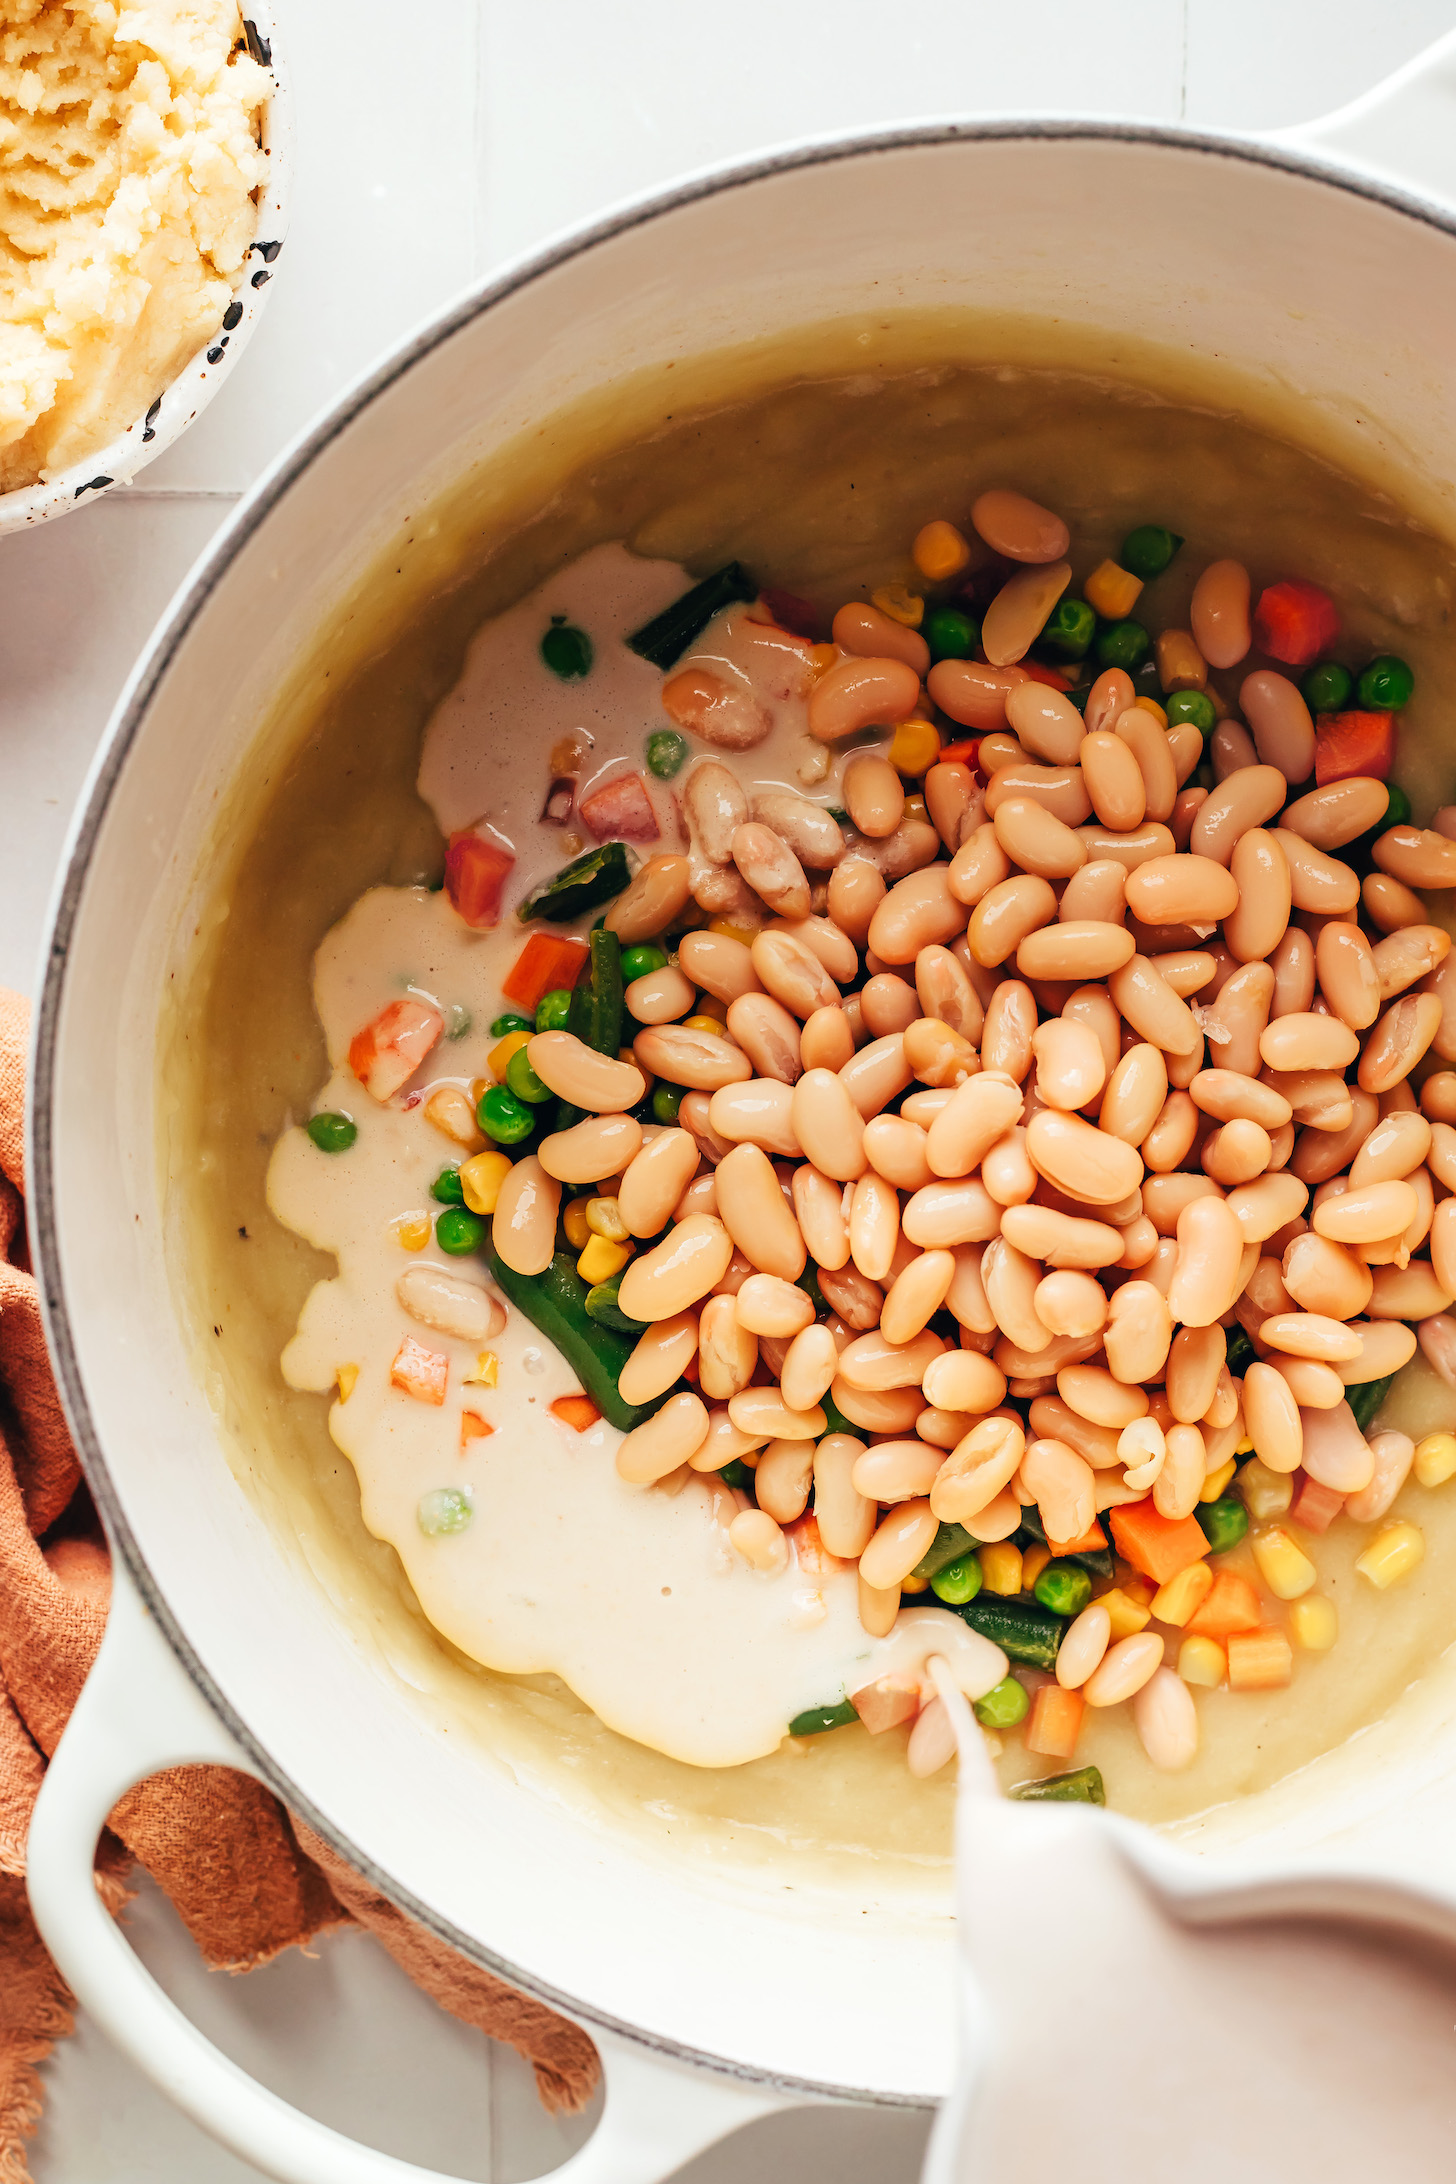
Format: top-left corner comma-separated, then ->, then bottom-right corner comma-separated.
29,115 -> 1456,2098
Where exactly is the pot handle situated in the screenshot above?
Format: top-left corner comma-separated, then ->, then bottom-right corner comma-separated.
1275,28 -> 1456,207
27,1559 -> 790,2184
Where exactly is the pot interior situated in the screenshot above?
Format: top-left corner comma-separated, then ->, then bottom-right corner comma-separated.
39,132 -> 1456,2097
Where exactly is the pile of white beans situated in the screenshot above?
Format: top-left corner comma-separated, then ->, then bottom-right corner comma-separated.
487,487 -> 1456,1776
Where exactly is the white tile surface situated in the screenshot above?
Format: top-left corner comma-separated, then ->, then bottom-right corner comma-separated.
18,2 -> 1456,2180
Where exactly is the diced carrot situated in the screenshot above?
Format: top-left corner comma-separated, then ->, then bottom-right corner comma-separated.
1026,1683 -> 1084,1760
758,588 -> 821,640
786,1512 -> 851,1579
1020,662 -> 1074,692
460,1410 -> 494,1446
444,827 -> 516,929
936,737 -> 980,769
1109,1501 -> 1212,1585
577,771 -> 659,843
1045,1518 -> 1107,1557
1290,1471 -> 1345,1534
1253,578 -> 1340,667
550,1394 -> 600,1432
1227,1625 -> 1294,1692
1314,708 -> 1396,786
390,1337 -> 448,1406
1186,1569 -> 1263,1638
501,933 -> 589,1013
349,997 -> 444,1102
850,1674 -> 921,1735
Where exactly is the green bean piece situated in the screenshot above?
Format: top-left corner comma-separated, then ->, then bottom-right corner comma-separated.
517,841 -> 630,924
621,943 -> 668,983
1033,1561 -> 1093,1617
1094,618 -> 1151,672
645,729 -> 689,778
1384,783 -> 1412,828
1197,1496 -> 1249,1554
477,1084 -> 533,1144
818,1390 -> 860,1441
1037,598 -> 1095,661
913,1521 -> 980,1581
1357,654 -> 1415,711
1016,1508 -> 1113,1579
487,1243 -> 665,1432
417,1488 -> 474,1536
430,1165 -> 465,1206
627,563 -> 757,669
539,619 -> 593,679
1301,660 -> 1354,714
788,1699 -> 858,1737
719,1459 -> 755,1493
651,1082 -> 684,1124
1349,1372 -> 1396,1434
1120,525 -> 1183,579
1165,688 -> 1216,735
1224,1325 -> 1256,1377
554,1099 -> 586,1134
954,1594 -> 1063,1670
534,988 -> 573,1032
435,1207 -> 488,1256
1011,1766 -> 1106,1806
567,927 -> 625,1057
306,1111 -> 357,1153
931,1554 -> 983,1606
924,604 -> 979,661
490,1011 -> 533,1037
974,1675 -> 1030,1728
584,1270 -> 648,1335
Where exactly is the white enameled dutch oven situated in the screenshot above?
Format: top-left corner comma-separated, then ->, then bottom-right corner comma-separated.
26,35 -> 1456,2184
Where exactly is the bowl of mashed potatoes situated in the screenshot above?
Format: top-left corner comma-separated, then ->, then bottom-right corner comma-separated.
0,0 -> 286,528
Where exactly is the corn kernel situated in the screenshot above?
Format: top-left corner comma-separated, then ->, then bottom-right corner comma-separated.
683,1015 -> 724,1038
912,519 -> 971,584
901,1574 -> 930,1595
1356,1520 -> 1425,1590
1151,1560 -> 1214,1627
708,917 -> 760,946
1132,695 -> 1168,727
1289,1594 -> 1338,1650
1083,559 -> 1144,621
690,992 -> 729,1025
336,1363 -> 359,1402
979,1542 -> 1022,1595
586,1195 -> 630,1241
1415,1431 -> 1456,1487
1235,1436 -> 1254,1455
470,1076 -> 491,1106
423,1085 -> 486,1152
577,1234 -> 631,1285
1155,627 -> 1207,692
563,1198 -> 592,1250
1250,1524 -> 1317,1600
1020,1542 -> 1052,1589
872,581 -> 924,629
1237,1457 -> 1294,1520
1097,1585 -> 1152,1638
1123,1574 -> 1155,1609
1178,1634 -> 1227,1687
459,1149 -> 512,1215
487,1027 -> 531,1081
1200,1455 -> 1237,1503
902,793 -> 929,826
808,643 -> 839,678
887,718 -> 941,778
394,1211 -> 430,1251
464,1350 -> 499,1387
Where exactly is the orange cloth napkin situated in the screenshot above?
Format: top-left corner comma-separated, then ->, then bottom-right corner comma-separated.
0,990 -> 598,2183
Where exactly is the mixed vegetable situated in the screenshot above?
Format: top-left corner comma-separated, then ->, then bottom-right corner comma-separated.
313,488 -> 1456,1799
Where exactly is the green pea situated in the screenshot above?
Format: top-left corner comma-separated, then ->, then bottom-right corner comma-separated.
534,989 -> 573,1032
1120,524 -> 1183,579
1033,1561 -> 1093,1617
539,619 -> 593,679
1385,783 -> 1412,827
645,729 -> 689,778
1164,688 -> 1217,735
418,1487 -> 473,1536
924,604 -> 980,661
621,943 -> 669,983
1037,597 -> 1095,661
652,1082 -> 685,1124
1357,654 -> 1415,711
1197,1495 -> 1249,1554
1094,618 -> 1151,672
431,1165 -> 464,1205
489,1011 -> 533,1038
973,1675 -> 1030,1729
1301,659 -> 1354,714
306,1111 -> 357,1153
505,1046 -> 553,1105
477,1084 -> 533,1143
931,1553 -> 982,1606
435,1207 -> 488,1255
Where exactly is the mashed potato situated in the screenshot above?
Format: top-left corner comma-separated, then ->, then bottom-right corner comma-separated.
0,0 -> 269,489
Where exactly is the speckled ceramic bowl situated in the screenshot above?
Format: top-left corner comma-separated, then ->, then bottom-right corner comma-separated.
0,4 -> 290,535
